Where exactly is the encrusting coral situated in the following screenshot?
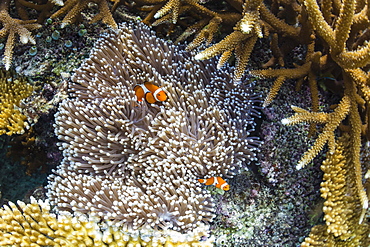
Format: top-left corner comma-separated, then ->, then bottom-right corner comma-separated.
43,20 -> 260,240
0,197 -> 213,246
0,68 -> 33,135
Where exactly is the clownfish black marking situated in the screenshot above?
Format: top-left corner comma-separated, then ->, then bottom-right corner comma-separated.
134,82 -> 167,104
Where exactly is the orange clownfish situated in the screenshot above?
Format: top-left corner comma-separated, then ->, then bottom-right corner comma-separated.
198,177 -> 230,191
134,82 -> 167,104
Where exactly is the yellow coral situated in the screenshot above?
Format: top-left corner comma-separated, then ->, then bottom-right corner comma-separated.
301,134 -> 370,246
0,0 -> 41,70
194,0 -> 263,82
320,136 -> 353,238
250,62 -> 312,107
51,0 -> 117,29
0,69 -> 33,135
0,198 -> 214,247
282,95 -> 351,170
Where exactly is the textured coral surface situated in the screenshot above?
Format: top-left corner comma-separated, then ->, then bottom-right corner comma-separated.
0,0 -> 369,246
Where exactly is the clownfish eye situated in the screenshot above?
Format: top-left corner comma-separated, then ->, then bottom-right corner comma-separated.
157,91 -> 167,101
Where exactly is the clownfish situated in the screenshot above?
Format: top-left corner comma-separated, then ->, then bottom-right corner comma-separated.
198,177 -> 230,191
134,82 -> 167,104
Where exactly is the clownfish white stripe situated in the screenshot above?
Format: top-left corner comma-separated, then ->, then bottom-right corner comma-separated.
141,85 -> 151,94
212,179 -> 218,186
153,88 -> 164,101
198,177 -> 230,191
220,183 -> 228,190
134,82 -> 168,104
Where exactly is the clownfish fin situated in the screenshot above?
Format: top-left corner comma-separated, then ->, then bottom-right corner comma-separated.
144,82 -> 158,91
145,92 -> 157,104
134,85 -> 145,102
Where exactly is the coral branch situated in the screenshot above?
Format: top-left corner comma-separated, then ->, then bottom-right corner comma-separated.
282,95 -> 350,170
0,0 -> 41,70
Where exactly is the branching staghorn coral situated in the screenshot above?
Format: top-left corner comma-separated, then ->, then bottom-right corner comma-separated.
0,0 -> 117,70
118,0 -> 247,80
0,197 -> 213,246
287,0 -> 369,215
0,0 -> 41,70
282,95 -> 350,170
129,0 -> 312,83
194,0 -> 263,82
14,0 -> 63,23
51,0 -> 117,28
45,21 -> 260,238
251,61 -> 312,107
0,68 -> 33,135
249,0 -> 370,244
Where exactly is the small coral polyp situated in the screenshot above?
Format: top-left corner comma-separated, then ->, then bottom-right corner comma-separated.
47,21 -> 260,236
0,68 -> 33,135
